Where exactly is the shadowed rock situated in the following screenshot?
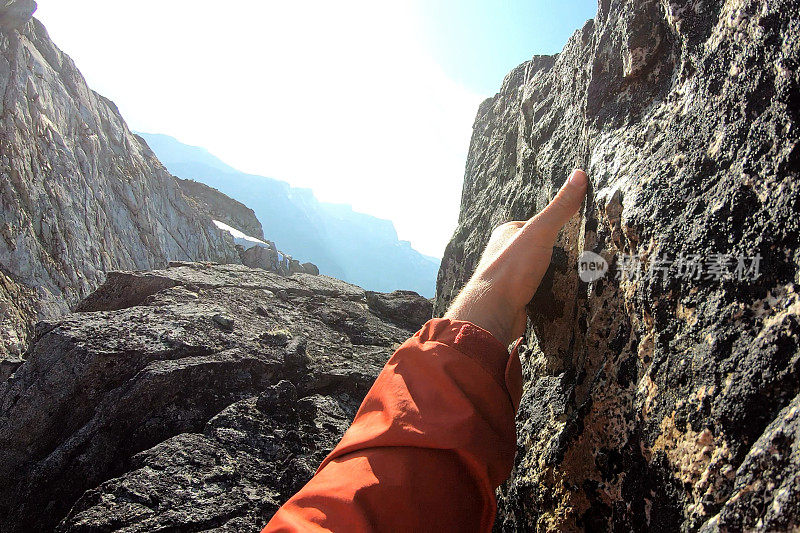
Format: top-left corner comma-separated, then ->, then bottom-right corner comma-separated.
436,0 -> 800,530
0,262 -> 427,532
366,289 -> 433,331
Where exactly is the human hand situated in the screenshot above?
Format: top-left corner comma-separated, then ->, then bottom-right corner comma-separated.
444,169 -> 589,347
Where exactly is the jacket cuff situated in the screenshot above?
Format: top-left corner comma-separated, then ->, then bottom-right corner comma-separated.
415,318 -> 523,411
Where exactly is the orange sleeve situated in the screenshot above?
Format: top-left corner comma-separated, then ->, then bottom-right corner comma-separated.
262,318 -> 523,533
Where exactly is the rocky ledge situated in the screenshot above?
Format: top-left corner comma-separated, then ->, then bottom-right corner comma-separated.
0,262 -> 431,532
177,178 -> 267,241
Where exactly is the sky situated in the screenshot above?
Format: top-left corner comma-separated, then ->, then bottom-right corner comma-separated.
34,0 -> 597,258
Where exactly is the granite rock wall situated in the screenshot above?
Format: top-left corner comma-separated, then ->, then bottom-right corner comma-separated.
436,0 -> 799,530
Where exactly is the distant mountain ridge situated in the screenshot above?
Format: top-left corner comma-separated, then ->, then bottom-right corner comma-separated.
139,133 -> 439,297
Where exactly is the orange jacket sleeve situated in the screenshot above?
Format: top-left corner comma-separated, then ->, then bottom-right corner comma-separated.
262,318 -> 523,533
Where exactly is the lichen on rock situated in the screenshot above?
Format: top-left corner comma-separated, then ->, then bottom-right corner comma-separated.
435,0 -> 800,530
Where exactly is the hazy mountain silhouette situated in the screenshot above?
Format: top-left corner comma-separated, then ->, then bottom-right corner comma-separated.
139,133 -> 439,297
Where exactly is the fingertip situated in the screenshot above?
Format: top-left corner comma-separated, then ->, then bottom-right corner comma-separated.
568,169 -> 588,188
517,169 -> 589,245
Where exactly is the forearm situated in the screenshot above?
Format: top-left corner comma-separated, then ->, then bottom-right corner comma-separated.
265,169 -> 587,532
263,318 -> 522,532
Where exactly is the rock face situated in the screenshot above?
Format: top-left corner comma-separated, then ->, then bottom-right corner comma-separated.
0,2 -> 238,356
0,262 -> 427,532
0,266 -> 35,378
436,0 -> 800,531
177,177 -> 266,240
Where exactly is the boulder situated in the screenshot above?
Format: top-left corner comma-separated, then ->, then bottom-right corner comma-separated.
0,0 -> 35,30
240,244 -> 280,271
0,262 -> 418,532
366,290 -> 433,331
301,262 -> 320,276
289,259 -> 305,275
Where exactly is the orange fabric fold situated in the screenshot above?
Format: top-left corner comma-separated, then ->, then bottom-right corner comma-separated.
263,318 -> 523,533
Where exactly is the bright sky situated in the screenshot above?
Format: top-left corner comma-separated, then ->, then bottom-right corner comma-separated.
34,0 -> 596,258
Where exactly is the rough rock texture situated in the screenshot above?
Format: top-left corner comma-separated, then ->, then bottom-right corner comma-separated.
436,0 -> 800,531
0,3 -> 238,357
177,177 -> 266,240
301,261 -> 320,276
0,262 -> 425,532
0,0 -> 34,30
0,265 -> 34,378
240,244 -> 281,271
60,388 -> 353,533
239,243 -> 319,277
366,289 -> 433,331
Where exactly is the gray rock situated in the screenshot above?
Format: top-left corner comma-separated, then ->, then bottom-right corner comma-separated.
240,244 -> 312,277
436,0 -> 800,530
0,267 -> 35,379
288,259 -> 302,275
0,0 -> 35,30
301,262 -> 320,276
0,262 -> 417,532
289,272 -> 367,301
0,12 -> 239,360
212,313 -> 235,331
260,328 -> 291,347
59,392 -> 352,533
240,244 -> 279,271
366,290 -> 433,331
177,178 -> 266,240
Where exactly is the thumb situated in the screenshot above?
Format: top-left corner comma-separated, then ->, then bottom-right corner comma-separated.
521,169 -> 588,245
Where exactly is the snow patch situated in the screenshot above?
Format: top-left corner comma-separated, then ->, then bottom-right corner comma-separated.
213,220 -> 268,250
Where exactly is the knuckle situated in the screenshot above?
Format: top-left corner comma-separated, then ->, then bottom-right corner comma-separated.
492,222 -> 510,233
492,221 -> 523,234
